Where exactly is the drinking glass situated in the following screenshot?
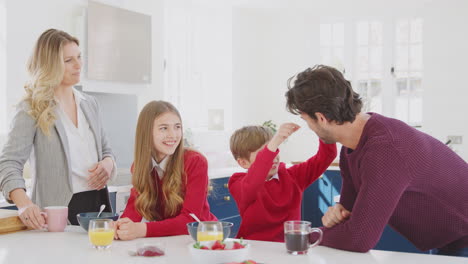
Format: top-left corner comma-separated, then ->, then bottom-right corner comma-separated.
284,220 -> 323,255
197,221 -> 223,241
88,219 -> 115,250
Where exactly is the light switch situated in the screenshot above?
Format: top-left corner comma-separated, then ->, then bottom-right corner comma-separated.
208,109 -> 224,130
447,135 -> 463,144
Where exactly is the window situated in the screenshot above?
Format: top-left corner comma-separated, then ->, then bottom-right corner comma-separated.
394,18 -> 423,126
320,17 -> 423,127
0,0 -> 6,135
320,23 -> 345,72
355,21 -> 383,114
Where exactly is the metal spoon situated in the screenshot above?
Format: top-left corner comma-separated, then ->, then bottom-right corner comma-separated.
97,204 -> 106,218
189,213 -> 201,223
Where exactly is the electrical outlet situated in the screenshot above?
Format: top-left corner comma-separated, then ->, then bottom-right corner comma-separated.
447,135 -> 463,144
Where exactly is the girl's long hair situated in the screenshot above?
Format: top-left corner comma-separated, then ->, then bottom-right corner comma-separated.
133,101 -> 186,221
23,29 -> 79,135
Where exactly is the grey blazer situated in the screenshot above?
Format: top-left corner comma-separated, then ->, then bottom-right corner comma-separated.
0,93 -> 115,208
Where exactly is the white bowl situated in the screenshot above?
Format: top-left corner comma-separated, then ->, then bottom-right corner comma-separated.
188,239 -> 250,264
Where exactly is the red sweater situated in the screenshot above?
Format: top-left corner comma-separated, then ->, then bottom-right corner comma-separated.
121,150 -> 217,237
229,140 -> 337,242
320,113 -> 468,252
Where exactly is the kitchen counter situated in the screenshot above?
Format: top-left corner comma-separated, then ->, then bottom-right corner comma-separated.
0,226 -> 465,264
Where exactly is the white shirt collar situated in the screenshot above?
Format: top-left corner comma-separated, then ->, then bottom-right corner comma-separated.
267,173 -> 279,181
72,87 -> 86,101
55,88 -> 86,106
152,156 -> 169,179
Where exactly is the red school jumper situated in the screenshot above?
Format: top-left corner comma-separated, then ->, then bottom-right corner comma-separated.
229,140 -> 337,242
121,150 -> 217,237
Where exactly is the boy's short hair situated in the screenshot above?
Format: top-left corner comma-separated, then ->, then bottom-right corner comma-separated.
230,126 -> 274,160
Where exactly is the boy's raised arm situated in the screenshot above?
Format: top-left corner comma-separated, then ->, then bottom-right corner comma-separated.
288,140 -> 337,189
267,123 -> 300,152
229,147 -> 278,211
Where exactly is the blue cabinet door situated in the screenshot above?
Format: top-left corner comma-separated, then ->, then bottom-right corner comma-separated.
302,170 -> 340,227
208,177 -> 240,238
374,226 -> 429,254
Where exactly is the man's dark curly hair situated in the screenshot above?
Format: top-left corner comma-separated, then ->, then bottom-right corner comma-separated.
285,65 -> 362,124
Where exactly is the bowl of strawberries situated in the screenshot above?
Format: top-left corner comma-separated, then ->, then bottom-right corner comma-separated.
188,239 -> 250,264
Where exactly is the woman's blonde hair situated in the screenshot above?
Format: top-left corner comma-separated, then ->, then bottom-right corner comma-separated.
133,101 -> 186,221
23,29 -> 79,135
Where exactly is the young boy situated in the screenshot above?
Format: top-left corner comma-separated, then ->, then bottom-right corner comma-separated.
229,123 -> 337,242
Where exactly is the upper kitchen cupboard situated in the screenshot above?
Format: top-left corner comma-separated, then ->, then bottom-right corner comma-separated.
87,1 -> 152,84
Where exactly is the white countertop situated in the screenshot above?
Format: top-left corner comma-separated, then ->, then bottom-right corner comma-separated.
0,226 -> 465,264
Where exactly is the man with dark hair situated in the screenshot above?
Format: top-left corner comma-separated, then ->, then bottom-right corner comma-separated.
286,65 -> 468,257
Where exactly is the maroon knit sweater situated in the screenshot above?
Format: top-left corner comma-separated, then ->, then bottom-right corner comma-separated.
320,113 -> 468,252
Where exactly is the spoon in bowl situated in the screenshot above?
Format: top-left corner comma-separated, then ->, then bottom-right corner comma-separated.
97,204 -> 106,218
189,213 -> 201,223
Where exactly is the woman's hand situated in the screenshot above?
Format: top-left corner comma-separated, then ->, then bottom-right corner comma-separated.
115,217 -> 147,241
18,204 -> 46,230
322,203 -> 351,228
10,189 -> 46,229
87,157 -> 114,190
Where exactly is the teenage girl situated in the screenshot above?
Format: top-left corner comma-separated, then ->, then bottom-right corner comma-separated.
115,101 -> 217,240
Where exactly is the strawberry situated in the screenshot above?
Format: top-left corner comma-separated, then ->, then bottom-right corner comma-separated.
232,241 -> 245,249
211,240 -> 226,250
200,246 -> 209,250
243,260 -> 257,264
137,246 -> 165,256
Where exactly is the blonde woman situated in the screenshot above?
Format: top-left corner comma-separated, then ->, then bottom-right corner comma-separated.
115,101 -> 217,240
0,29 -> 116,228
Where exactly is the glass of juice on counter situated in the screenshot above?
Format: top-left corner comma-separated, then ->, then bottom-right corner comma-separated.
197,221 -> 223,241
89,219 -> 115,250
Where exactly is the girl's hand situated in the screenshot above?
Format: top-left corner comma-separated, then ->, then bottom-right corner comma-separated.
87,157 -> 114,190
116,217 -> 147,240
18,204 -> 46,230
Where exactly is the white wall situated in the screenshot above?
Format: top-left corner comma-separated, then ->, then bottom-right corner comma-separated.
232,8 -> 324,162
5,0 -> 84,124
422,0 -> 468,159
232,0 -> 468,161
4,0 -> 164,123
2,0 -> 467,164
0,0 -> 6,136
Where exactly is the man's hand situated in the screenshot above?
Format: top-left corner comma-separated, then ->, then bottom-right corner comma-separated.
322,203 -> 351,228
267,123 -> 300,152
115,217 -> 147,240
87,157 -> 114,190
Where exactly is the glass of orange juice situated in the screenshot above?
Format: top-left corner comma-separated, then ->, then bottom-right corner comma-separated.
197,221 -> 223,241
88,219 -> 115,250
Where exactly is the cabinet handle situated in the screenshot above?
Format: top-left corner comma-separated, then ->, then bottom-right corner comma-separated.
223,183 -> 229,188
223,196 -> 231,201
208,186 -> 214,191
